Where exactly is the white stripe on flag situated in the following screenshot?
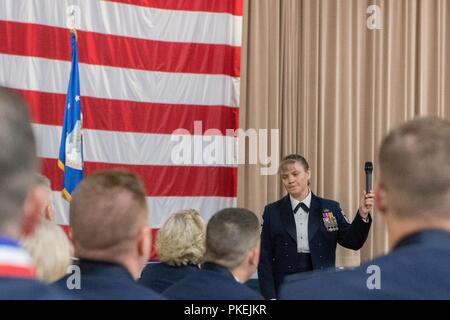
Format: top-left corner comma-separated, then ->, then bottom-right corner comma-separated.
52,191 -> 236,228
0,0 -> 242,46
0,54 -> 240,107
33,123 -> 238,167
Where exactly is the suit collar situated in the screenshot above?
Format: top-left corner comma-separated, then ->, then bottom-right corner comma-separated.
281,193 -> 323,243
281,195 -> 297,242
77,259 -> 135,281
394,229 -> 450,251
289,191 -> 312,211
202,262 -> 236,281
308,193 -> 322,242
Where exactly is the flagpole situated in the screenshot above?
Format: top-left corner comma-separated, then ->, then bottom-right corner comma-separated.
70,28 -> 77,40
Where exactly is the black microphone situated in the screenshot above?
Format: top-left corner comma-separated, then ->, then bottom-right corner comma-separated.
364,161 -> 373,192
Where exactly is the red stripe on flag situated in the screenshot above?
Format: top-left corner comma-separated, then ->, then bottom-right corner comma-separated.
59,225 -> 73,243
41,158 -> 237,197
149,228 -> 160,260
60,225 -> 160,260
106,0 -> 243,16
0,21 -> 240,77
22,90 -> 239,135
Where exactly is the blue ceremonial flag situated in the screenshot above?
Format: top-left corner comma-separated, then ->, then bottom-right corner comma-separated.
58,30 -> 83,202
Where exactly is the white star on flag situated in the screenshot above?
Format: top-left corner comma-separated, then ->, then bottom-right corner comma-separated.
75,95 -> 80,102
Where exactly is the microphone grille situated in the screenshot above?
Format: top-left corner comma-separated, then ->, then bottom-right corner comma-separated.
365,161 -> 373,173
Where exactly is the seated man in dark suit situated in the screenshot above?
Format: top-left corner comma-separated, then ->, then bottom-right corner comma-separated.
163,208 -> 263,300
0,87 -> 67,299
139,209 -> 204,292
54,170 -> 164,300
280,117 -> 450,299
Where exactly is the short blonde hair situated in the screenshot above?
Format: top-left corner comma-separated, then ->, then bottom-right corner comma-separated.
156,209 -> 205,266
22,219 -> 73,283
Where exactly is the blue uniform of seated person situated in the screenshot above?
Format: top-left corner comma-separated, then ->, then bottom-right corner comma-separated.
280,117 -> 450,299
0,88 -> 68,299
54,170 -> 164,300
139,209 -> 204,293
163,208 -> 263,300
258,154 -> 374,299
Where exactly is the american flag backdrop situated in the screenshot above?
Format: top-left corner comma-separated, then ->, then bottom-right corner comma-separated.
0,0 -> 241,258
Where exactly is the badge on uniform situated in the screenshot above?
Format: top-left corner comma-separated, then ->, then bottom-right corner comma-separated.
322,209 -> 338,232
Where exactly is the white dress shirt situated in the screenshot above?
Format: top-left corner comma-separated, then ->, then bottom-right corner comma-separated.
290,191 -> 312,253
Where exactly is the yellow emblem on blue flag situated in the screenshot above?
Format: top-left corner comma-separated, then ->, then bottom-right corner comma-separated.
58,30 -> 83,202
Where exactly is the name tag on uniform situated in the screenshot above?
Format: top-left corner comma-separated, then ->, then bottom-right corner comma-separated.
322,209 -> 338,232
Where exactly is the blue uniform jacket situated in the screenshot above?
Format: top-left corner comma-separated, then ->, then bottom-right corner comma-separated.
163,263 -> 263,300
258,193 -> 372,299
53,259 -> 165,300
139,262 -> 200,293
0,278 -> 71,300
279,229 -> 450,299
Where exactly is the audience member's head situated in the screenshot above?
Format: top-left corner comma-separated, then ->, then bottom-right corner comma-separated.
22,219 -> 73,283
70,170 -> 150,279
157,209 -> 205,267
376,117 -> 450,245
203,208 -> 260,283
0,87 -> 42,238
33,173 -> 55,221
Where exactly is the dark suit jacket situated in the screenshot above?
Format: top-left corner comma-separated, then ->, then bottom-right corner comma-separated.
53,259 -> 165,300
0,278 -> 70,300
279,229 -> 450,299
139,262 -> 200,293
258,193 -> 372,299
163,263 -> 263,300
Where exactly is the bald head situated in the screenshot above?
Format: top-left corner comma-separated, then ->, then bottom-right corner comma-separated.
379,117 -> 450,218
70,170 -> 148,258
0,87 -> 36,231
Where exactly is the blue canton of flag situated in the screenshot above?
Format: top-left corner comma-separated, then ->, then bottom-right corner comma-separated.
58,30 -> 83,202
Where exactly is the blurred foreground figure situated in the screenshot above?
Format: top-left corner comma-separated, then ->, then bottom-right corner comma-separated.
0,87 -> 68,299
